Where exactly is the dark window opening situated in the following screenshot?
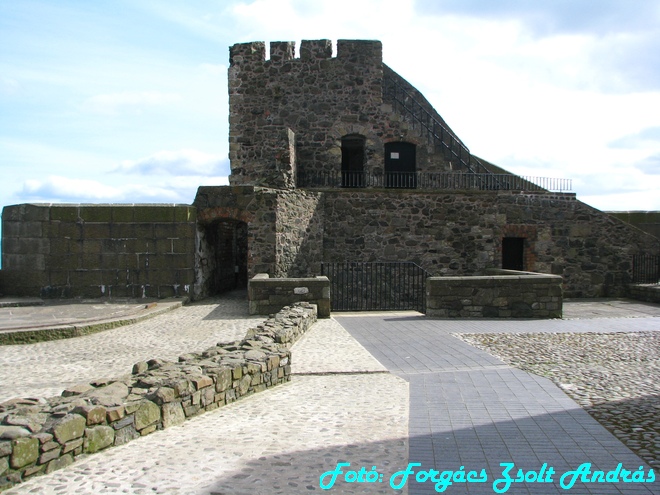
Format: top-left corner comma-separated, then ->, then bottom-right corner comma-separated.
502,237 -> 525,271
341,134 -> 366,187
384,142 -> 416,188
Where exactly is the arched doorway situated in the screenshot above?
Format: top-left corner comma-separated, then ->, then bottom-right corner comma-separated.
200,219 -> 248,294
384,141 -> 416,188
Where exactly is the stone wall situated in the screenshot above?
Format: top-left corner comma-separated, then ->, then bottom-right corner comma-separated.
628,284 -> 660,304
427,269 -> 563,318
0,303 -> 317,490
320,189 -> 660,298
248,274 -> 330,317
275,189 -> 324,277
193,186 -> 325,296
1,204 -> 196,299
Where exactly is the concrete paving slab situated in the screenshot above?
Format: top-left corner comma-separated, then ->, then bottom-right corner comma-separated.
336,314 -> 658,494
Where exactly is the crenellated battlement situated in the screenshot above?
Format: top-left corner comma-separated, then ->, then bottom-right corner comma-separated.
229,39 -> 382,67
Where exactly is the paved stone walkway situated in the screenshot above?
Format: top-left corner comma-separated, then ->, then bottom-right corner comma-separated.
336,313 -> 659,494
0,292 -> 263,402
2,302 -> 409,495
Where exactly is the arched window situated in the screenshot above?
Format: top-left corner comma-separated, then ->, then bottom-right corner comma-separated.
384,142 -> 416,188
341,134 -> 366,187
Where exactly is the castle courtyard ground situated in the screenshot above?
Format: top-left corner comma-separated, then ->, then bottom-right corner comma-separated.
0,294 -> 658,494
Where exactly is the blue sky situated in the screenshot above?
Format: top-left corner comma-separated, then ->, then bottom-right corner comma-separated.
1,0 -> 659,213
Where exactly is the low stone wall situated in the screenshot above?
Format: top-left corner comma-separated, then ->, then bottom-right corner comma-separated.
426,269 -> 563,318
628,284 -> 660,304
0,303 -> 317,491
248,274 -> 331,317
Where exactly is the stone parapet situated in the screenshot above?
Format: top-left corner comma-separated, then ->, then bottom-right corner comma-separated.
1,204 -> 196,299
427,269 -> 563,318
248,274 -> 330,317
0,303 -> 317,490
628,284 -> 660,304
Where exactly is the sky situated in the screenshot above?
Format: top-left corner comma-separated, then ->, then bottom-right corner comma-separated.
1,0 -> 659,216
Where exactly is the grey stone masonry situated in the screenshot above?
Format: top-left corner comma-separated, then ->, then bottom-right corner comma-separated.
0,303 -> 317,491
426,269 -> 563,318
1,204 -> 196,299
248,274 -> 330,317
628,284 -> 660,304
228,39 -> 459,188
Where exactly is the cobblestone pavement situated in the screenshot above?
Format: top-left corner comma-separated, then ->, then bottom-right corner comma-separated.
3,317 -> 409,495
0,292 -> 264,402
457,331 -> 660,469
1,297 -> 659,494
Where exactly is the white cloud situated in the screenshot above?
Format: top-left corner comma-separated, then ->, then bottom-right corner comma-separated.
22,176 -> 122,201
82,91 -> 181,115
116,149 -> 229,176
0,77 -> 20,95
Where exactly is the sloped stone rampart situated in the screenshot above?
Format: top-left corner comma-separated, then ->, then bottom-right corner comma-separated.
427,269 -> 563,318
0,303 -> 317,491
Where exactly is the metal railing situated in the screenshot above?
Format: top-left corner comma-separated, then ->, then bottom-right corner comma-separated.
298,170 -> 573,192
632,254 -> 660,284
384,74 -> 492,177
321,261 -> 429,312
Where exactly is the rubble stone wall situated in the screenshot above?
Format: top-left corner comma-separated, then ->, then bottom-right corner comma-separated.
0,303 -> 317,490
248,274 -> 330,317
321,189 -> 660,298
628,284 -> 660,304
427,269 -> 563,318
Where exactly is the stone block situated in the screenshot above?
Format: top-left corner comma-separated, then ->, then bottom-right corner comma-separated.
61,438 -> 83,454
38,447 -> 62,465
46,453 -> 74,474
74,405 -> 107,426
79,206 -> 113,223
84,426 -> 114,453
215,368 -> 233,392
161,402 -> 185,429
0,426 -> 32,441
133,206 -> 175,223
0,441 -> 12,457
134,401 -> 160,431
10,437 -> 39,469
114,425 -> 139,446
52,414 -> 86,444
50,207 -> 79,222
23,463 -> 45,478
0,456 -> 7,476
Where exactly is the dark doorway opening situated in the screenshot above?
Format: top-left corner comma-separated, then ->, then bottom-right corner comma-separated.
341,134 -> 365,187
384,142 -> 416,188
502,237 -> 525,271
205,219 -> 248,293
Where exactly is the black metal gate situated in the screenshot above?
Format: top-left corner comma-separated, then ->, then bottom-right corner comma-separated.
633,254 -> 660,284
321,262 -> 429,312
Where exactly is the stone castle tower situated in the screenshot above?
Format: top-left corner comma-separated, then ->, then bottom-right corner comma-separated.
227,39 -> 483,190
